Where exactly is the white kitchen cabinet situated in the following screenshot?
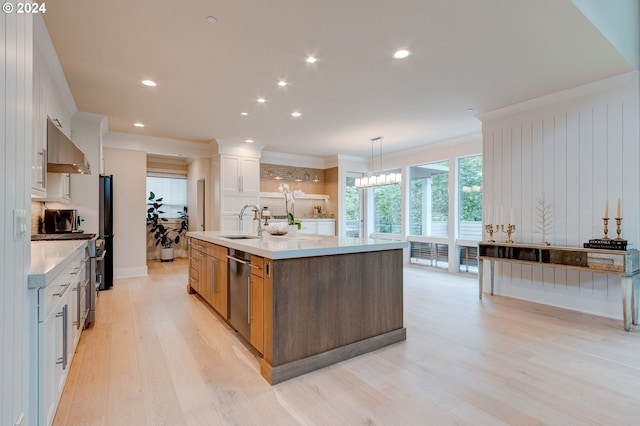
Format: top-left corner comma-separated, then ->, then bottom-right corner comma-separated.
220,154 -> 260,232
298,221 -> 317,234
32,45 -> 74,198
41,173 -> 71,203
32,67 -> 48,197
39,269 -> 71,426
298,220 -> 336,236
317,221 -> 336,236
221,155 -> 260,194
31,245 -> 85,426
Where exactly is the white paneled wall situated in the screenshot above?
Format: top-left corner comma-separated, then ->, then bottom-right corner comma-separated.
481,72 -> 640,319
1,9 -> 32,426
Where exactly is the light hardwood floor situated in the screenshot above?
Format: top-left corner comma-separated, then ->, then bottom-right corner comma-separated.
54,259 -> 640,425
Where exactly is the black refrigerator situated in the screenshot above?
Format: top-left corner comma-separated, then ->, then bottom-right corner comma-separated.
99,175 -> 114,290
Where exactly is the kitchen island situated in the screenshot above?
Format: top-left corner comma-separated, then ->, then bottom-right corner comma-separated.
187,231 -> 408,384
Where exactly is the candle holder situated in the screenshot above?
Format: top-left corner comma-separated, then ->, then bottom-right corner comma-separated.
602,217 -> 610,240
614,217 -> 623,241
501,224 -> 516,244
485,224 -> 496,242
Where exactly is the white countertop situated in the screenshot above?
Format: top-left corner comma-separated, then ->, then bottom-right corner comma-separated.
187,231 -> 408,259
29,240 -> 88,289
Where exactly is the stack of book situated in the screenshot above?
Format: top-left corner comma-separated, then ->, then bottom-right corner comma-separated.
583,239 -> 628,251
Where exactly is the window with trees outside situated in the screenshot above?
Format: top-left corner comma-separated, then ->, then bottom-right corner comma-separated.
146,174 -> 187,219
345,175 -> 362,237
372,169 -> 402,234
409,161 -> 449,237
458,155 -> 483,240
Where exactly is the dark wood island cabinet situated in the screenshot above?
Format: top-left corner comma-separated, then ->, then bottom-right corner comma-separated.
187,232 -> 407,384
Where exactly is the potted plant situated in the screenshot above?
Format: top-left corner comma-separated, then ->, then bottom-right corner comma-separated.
146,191 -> 189,261
278,183 -> 303,236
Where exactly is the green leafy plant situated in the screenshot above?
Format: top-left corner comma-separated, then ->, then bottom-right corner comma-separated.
146,191 -> 189,248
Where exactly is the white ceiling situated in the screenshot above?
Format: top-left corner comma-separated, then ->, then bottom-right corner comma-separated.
42,0 -> 632,158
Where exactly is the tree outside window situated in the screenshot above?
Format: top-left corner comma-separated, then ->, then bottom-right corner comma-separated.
458,155 -> 483,240
373,182 -> 402,234
409,161 -> 449,237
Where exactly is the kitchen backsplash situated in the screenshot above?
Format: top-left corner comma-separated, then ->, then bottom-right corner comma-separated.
260,164 -> 336,218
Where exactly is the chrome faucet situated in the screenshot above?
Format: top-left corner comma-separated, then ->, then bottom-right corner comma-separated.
239,204 -> 263,237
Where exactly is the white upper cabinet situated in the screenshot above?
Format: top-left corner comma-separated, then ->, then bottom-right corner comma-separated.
41,173 -> 71,203
31,67 -> 48,197
221,155 -> 260,194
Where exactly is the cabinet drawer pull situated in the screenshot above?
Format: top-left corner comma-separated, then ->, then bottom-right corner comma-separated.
56,304 -> 68,369
53,283 -> 71,297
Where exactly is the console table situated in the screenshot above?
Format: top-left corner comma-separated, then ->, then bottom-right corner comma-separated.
478,242 -> 640,331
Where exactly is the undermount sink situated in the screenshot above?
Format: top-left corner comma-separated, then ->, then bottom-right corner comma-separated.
220,235 -> 257,240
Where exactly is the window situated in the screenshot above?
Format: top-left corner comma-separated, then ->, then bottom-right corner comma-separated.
372,169 -> 402,234
458,155 -> 483,240
345,175 -> 362,237
408,161 -> 449,237
146,174 -> 187,219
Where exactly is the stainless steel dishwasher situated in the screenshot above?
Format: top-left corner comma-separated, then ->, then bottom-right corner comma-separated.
227,249 -> 251,340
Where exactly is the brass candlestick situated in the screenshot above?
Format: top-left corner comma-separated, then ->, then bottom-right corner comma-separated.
501,224 -> 516,243
602,217 -> 610,240
485,224 -> 495,242
614,217 -> 623,240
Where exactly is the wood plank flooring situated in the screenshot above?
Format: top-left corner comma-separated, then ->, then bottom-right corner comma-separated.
53,260 -> 640,425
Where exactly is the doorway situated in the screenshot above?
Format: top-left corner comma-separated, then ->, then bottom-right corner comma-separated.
197,178 -> 206,231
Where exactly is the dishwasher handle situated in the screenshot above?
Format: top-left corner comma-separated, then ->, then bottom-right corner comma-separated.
226,255 -> 259,269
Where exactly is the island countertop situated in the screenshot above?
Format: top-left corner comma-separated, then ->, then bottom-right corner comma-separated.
187,231 -> 408,259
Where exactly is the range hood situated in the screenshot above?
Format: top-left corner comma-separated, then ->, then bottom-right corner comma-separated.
47,118 -> 91,174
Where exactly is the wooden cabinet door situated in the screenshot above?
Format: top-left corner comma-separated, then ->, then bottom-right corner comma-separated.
250,273 -> 264,354
213,257 -> 228,319
250,255 -> 265,353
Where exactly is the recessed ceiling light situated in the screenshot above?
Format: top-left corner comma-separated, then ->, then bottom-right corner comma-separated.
467,108 -> 474,112
141,80 -> 156,87
206,16 -> 217,23
305,56 -> 317,64
277,80 -> 288,87
134,123 -> 145,128
393,49 -> 411,59
241,112 -> 248,116
257,98 -> 266,103
245,139 -> 254,143
291,112 -> 302,117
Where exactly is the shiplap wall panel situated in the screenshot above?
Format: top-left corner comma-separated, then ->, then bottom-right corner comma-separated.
0,13 -> 7,426
566,112 -> 581,293
1,9 -> 32,426
481,73 -> 640,319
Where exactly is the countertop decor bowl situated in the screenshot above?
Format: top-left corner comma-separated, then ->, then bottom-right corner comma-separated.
265,222 -> 288,235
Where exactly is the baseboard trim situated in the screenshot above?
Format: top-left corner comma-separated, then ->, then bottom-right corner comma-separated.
260,328 -> 407,385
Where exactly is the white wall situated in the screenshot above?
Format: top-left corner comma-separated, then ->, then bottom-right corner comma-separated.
187,157 -> 212,231
103,147 -> 148,278
1,9 -> 32,426
52,113 -> 107,235
481,71 -> 640,319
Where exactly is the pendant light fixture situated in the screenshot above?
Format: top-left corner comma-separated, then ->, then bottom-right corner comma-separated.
355,136 -> 402,188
